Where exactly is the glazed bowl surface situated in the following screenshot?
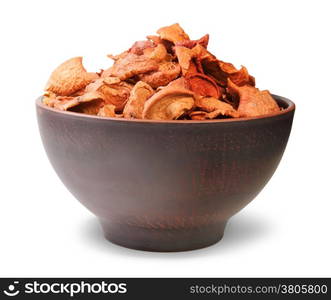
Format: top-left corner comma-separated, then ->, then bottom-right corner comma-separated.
36,95 -> 295,251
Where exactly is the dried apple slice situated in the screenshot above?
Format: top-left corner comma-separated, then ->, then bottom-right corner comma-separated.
123,81 -> 154,119
202,58 -> 255,87
102,53 -> 159,80
175,34 -> 209,49
129,40 -> 155,55
70,99 -> 104,115
43,91 -> 58,107
195,96 -> 239,118
47,91 -> 103,115
45,57 -> 98,96
52,97 -> 79,111
174,46 -> 193,75
98,104 -> 116,117
146,35 -> 174,54
157,23 -> 190,43
85,77 -> 132,111
129,40 -> 169,62
143,44 -> 168,62
218,62 -> 255,85
142,85 -> 195,120
139,61 -> 180,88
201,58 -> 225,85
186,73 -> 220,98
228,80 -> 279,117
146,35 -> 162,44
174,44 -> 208,76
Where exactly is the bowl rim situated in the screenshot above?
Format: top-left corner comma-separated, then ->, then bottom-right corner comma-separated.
36,94 -> 295,124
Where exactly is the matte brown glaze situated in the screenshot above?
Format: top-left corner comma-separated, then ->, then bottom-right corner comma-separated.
36,95 -> 295,252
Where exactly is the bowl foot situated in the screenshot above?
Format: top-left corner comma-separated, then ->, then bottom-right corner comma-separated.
99,219 -> 227,252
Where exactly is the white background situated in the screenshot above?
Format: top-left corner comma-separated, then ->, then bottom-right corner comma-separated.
0,0 -> 330,277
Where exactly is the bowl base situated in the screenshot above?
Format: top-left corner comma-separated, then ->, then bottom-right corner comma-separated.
99,219 -> 227,252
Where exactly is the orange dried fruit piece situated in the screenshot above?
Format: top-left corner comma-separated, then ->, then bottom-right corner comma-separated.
174,45 -> 205,75
220,63 -> 255,86
143,43 -> 168,62
157,23 -> 190,43
123,81 -> 154,119
146,35 -> 162,44
201,58 -> 224,84
142,84 -> 195,120
186,73 -> 221,98
228,80 -> 279,117
175,34 -> 209,49
98,104 -> 116,117
139,61 -> 181,88
174,46 -> 194,75
45,57 -> 98,96
174,44 -> 209,80
51,92 -> 104,115
129,40 -> 169,62
43,91 -> 58,107
195,96 -> 239,118
146,34 -> 174,54
129,40 -> 156,55
85,77 -> 132,111
102,53 -> 159,80
70,99 -> 104,115
52,97 -> 77,110
202,58 -> 255,87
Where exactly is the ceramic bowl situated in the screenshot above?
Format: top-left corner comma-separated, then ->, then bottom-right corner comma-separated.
36,95 -> 295,252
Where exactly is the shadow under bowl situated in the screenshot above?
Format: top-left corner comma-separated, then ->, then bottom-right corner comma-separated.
36,95 -> 295,252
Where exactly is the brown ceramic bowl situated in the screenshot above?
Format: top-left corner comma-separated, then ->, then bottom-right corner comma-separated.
36,95 -> 295,252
